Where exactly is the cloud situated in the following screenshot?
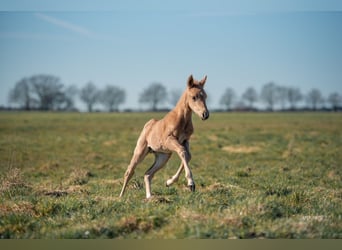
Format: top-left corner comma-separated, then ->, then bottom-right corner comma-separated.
34,12 -> 92,37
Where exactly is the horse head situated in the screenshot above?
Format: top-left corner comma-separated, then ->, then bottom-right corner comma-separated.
187,75 -> 209,120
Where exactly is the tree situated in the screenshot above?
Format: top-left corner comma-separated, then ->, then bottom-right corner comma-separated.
242,87 -> 258,109
287,87 -> 303,110
63,85 -> 78,111
260,82 -> 278,111
99,85 -> 126,112
219,88 -> 236,110
139,83 -> 167,111
306,88 -> 324,110
277,86 -> 288,110
8,77 -> 34,110
30,75 -> 65,110
8,74 -> 76,111
327,92 -> 342,111
80,82 -> 100,112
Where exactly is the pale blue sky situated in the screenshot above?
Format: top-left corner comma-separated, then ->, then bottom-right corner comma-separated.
1,1 -> 342,110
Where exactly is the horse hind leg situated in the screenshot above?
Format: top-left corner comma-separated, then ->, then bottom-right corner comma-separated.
119,138 -> 149,198
166,163 -> 183,187
144,153 -> 171,199
119,119 -> 158,198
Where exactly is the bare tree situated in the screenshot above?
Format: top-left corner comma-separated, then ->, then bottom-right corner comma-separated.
260,82 -> 278,111
8,77 -> 34,110
8,75 -> 77,111
30,75 -> 65,110
80,82 -> 100,112
306,88 -> 324,110
287,87 -> 303,110
328,92 -> 342,111
277,86 -> 288,110
99,85 -> 126,112
63,85 -> 78,111
220,87 -> 236,111
242,87 -> 258,109
139,83 -> 167,111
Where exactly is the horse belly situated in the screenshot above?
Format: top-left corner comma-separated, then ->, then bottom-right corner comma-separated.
146,126 -> 170,153
148,142 -> 172,154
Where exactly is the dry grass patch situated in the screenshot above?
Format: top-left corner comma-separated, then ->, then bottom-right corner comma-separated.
67,168 -> 94,185
103,140 -> 117,146
42,185 -> 89,197
0,167 -> 31,195
222,145 -> 261,153
0,201 -> 36,216
206,182 -> 245,191
207,135 -> 219,141
179,208 -> 210,221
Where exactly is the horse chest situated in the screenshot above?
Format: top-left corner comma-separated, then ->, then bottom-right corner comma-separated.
175,121 -> 193,143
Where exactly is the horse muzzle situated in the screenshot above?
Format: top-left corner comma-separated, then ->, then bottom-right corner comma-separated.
201,111 -> 209,120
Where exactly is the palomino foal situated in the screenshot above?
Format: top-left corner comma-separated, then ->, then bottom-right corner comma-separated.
119,75 -> 209,199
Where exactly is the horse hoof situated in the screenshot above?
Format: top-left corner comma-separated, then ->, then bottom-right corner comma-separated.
166,178 -> 174,187
188,184 -> 195,192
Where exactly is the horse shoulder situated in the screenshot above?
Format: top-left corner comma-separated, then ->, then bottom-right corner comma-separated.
185,121 -> 194,135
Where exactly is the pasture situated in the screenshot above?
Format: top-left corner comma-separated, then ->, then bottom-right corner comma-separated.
0,112 -> 341,238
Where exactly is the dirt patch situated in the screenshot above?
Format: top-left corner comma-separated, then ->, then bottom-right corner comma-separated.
222,145 -> 261,153
44,190 -> 69,197
144,196 -> 172,204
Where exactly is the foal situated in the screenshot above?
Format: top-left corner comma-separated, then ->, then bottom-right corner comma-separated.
119,75 -> 209,199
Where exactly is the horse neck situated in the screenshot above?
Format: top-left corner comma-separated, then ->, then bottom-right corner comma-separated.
174,91 -> 192,121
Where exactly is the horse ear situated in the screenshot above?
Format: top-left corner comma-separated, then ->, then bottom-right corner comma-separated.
199,75 -> 207,86
187,74 -> 194,88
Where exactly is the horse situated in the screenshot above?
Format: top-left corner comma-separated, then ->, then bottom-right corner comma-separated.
119,75 -> 209,199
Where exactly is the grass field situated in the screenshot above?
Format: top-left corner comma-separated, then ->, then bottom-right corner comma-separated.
0,112 -> 341,238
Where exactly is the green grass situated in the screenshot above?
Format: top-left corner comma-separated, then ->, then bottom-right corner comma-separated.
0,112 -> 341,238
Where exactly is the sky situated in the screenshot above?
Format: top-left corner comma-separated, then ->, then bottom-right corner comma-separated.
1,1 -> 342,110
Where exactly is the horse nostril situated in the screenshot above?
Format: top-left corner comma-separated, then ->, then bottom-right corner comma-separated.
202,111 -> 209,120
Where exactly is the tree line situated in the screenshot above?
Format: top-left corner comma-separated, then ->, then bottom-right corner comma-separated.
5,74 -> 342,112
220,82 -> 342,111
6,74 -> 167,112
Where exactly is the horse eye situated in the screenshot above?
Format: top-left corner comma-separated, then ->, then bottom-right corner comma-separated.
192,96 -> 197,101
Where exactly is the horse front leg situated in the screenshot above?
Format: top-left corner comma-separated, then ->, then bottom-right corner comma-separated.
165,138 -> 195,192
166,141 -> 192,188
